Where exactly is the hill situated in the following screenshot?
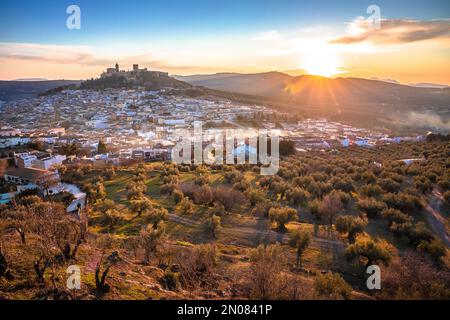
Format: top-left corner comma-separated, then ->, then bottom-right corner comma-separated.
176,72 -> 450,132
79,71 -> 191,91
175,72 -> 450,109
0,80 -> 81,101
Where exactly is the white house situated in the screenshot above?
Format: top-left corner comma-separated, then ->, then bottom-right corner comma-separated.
15,153 -> 37,168
32,154 -> 67,170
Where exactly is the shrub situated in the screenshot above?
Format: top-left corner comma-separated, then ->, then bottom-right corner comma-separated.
360,184 -> 383,197
383,192 -> 424,213
314,273 -> 352,300
356,198 -> 387,218
381,208 -> 412,226
193,185 -> 213,205
379,178 -> 401,193
345,237 -> 391,268
251,200 -> 271,217
204,214 -> 221,238
179,197 -> 195,215
162,271 -> 180,291
172,189 -> 184,204
317,193 -> 344,226
212,187 -> 245,211
288,229 -> 311,269
177,244 -> 218,289
268,207 -> 297,230
285,187 -> 309,206
330,177 -> 355,193
246,189 -> 266,206
335,215 -> 367,243
160,183 -> 176,195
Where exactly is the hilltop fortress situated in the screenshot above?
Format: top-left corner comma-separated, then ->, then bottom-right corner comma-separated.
101,63 -> 169,82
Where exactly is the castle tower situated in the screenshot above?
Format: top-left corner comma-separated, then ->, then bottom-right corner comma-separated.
115,63 -> 119,72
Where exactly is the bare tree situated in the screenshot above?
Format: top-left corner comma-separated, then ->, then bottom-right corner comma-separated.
139,222 -> 165,264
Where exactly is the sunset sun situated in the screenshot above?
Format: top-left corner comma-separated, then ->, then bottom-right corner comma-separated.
301,51 -> 342,77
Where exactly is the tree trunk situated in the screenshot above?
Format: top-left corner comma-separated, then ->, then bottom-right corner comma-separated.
296,249 -> 301,269
95,259 -> 111,293
16,228 -> 26,245
0,248 -> 8,278
34,259 -> 48,283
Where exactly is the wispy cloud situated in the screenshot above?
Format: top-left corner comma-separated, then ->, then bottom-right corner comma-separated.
0,42 -> 219,75
330,18 -> 450,45
252,30 -> 280,41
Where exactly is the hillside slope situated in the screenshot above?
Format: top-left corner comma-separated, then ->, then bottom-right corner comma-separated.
0,80 -> 81,101
176,72 -> 450,109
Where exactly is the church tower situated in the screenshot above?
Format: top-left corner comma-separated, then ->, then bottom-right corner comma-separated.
115,62 -> 119,72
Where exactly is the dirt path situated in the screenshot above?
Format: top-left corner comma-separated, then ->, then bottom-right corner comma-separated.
425,188 -> 450,247
167,213 -> 344,252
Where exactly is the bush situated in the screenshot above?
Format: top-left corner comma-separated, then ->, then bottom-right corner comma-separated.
379,178 -> 401,193
317,193 -> 344,226
179,197 -> 195,215
314,273 -> 352,300
212,187 -> 245,211
177,244 -> 218,289
160,183 -> 177,195
193,185 -> 213,205
356,198 -> 387,218
194,175 -> 209,186
246,189 -> 266,206
345,237 -> 391,267
383,192 -> 424,213
381,208 -> 412,226
405,222 -> 434,246
285,187 -> 309,206
232,179 -> 250,192
335,215 -> 367,243
249,244 -> 285,299
360,184 -> 383,197
268,207 -> 297,230
162,271 -> 180,291
172,189 -> 184,204
204,214 -> 221,238
251,200 -> 271,217
330,177 -> 355,193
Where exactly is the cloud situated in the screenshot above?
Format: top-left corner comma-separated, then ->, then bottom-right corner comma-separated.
330,18 -> 450,45
252,30 -> 280,41
0,42 -> 217,75
0,42 -> 112,66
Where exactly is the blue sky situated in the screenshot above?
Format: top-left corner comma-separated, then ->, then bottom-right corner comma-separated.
0,0 -> 449,82
1,0 -> 449,45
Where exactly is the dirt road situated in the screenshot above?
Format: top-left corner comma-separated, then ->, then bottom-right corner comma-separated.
425,188 -> 450,247
168,213 -> 344,252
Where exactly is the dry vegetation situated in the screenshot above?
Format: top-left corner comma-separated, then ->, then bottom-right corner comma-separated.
0,141 -> 449,300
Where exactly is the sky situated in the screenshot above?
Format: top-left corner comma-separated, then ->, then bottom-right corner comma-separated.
0,0 -> 449,84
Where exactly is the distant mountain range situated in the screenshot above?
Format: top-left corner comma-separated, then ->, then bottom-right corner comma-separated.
175,72 -> 450,109
0,80 -> 81,101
